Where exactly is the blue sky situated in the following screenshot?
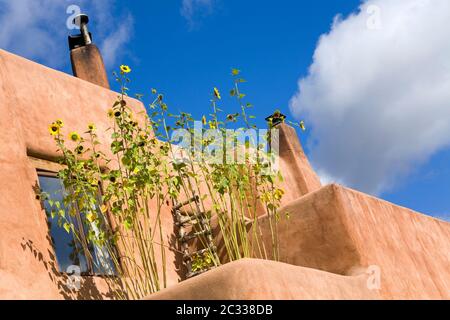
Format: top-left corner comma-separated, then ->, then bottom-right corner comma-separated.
0,0 -> 448,221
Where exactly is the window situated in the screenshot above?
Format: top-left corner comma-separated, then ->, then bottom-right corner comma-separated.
37,171 -> 116,276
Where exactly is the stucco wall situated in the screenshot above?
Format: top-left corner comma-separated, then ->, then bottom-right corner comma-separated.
149,184 -> 450,300
255,184 -> 450,299
147,258 -> 379,300
0,49 -> 181,299
1,49 -> 449,300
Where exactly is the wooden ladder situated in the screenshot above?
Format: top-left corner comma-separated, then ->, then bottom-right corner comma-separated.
172,195 -> 218,279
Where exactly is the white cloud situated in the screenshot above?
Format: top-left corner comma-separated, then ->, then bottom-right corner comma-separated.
317,170 -> 341,186
290,0 -> 450,195
100,13 -> 133,68
0,0 -> 133,70
181,0 -> 215,28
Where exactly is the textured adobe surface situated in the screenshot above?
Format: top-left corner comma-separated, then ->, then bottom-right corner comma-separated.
70,44 -> 110,89
0,49 -> 181,299
1,49 -> 449,300
254,184 -> 450,299
276,123 -> 322,205
148,184 -> 450,300
146,258 -> 379,300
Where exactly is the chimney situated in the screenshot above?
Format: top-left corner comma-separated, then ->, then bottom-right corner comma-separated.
68,14 -> 110,89
266,112 -> 322,205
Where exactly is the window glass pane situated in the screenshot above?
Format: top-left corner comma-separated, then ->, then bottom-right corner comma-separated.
90,229 -> 117,276
38,174 -> 117,276
38,175 -> 89,273
81,204 -> 117,276
73,189 -> 117,276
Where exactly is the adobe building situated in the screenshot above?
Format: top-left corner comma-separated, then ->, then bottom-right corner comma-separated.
0,16 -> 449,300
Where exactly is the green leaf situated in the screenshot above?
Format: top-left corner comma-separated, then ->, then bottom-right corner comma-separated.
63,222 -> 71,234
124,217 -> 133,230
277,170 -> 284,182
121,156 -> 131,166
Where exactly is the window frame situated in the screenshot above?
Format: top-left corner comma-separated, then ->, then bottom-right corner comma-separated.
32,157 -> 119,278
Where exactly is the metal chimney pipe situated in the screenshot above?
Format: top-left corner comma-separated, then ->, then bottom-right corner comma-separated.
73,14 -> 92,46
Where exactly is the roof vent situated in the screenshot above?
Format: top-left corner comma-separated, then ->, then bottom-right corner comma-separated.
68,14 -> 92,50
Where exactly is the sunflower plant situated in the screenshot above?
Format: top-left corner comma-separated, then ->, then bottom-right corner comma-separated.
151,69 -> 285,263
44,65 -> 287,299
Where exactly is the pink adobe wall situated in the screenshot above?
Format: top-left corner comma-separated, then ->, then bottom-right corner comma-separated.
149,185 -> 450,300
1,48 -> 449,300
276,123 -> 322,206
254,184 -> 450,299
0,49 -> 181,299
147,258 -> 379,300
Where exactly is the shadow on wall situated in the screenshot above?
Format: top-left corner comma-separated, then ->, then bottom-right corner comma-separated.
169,218 -> 186,282
31,175 -> 185,297
21,236 -> 118,300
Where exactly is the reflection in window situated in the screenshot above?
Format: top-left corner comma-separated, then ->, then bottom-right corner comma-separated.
38,173 -> 116,276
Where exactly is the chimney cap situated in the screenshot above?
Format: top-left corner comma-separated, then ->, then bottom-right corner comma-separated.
73,13 -> 89,27
265,111 -> 286,127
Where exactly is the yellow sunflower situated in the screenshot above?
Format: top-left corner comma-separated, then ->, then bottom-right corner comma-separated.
213,87 -> 221,100
86,212 -> 97,223
48,123 -> 60,136
75,145 -> 84,154
120,65 -> 131,74
87,123 -> 96,132
68,131 -> 81,142
299,120 -> 306,131
55,119 -> 64,128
